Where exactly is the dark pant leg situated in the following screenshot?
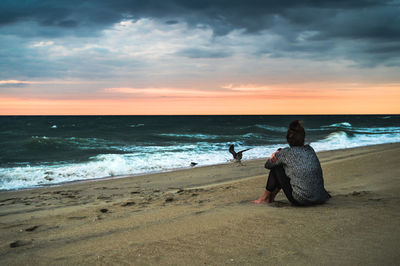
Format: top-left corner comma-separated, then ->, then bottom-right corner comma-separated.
266,166 -> 301,206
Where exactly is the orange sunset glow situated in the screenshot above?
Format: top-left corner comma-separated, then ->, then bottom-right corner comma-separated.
1,83 -> 399,115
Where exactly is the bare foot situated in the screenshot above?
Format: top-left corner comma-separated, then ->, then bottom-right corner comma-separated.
251,197 -> 269,204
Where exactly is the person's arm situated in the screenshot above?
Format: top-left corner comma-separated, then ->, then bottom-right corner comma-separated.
265,148 -> 284,169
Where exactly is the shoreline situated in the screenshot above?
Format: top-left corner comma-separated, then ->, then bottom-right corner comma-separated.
2,142 -> 400,193
1,142 -> 399,265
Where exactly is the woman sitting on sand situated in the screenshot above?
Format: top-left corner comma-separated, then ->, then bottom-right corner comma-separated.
252,120 -> 330,206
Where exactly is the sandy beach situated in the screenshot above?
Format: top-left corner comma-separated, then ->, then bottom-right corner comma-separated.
0,143 -> 399,265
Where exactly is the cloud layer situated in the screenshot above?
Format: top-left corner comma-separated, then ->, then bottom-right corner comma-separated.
0,0 -> 399,105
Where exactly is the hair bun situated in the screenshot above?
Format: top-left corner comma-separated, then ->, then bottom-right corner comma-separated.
286,120 -> 305,146
289,120 -> 303,131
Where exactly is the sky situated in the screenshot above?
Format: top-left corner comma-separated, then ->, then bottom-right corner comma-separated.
0,0 -> 399,115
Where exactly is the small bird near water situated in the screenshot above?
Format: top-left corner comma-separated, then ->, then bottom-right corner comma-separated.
229,144 -> 251,163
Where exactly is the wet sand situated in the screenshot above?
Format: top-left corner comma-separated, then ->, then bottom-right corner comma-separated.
1,143 -> 399,265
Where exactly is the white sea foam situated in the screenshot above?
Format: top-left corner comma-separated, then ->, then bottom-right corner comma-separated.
255,124 -> 287,132
243,133 -> 264,139
158,133 -> 220,140
1,127 -> 400,190
310,131 -> 400,152
130,124 -> 144,127
32,136 -> 49,140
29,136 -> 113,150
322,122 -> 352,128
0,146 -> 233,190
349,127 -> 400,134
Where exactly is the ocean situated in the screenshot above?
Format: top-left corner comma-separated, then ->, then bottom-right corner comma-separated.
1,115 -> 399,190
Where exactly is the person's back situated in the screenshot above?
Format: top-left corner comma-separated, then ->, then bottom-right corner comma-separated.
252,120 -> 330,206
265,145 -> 329,205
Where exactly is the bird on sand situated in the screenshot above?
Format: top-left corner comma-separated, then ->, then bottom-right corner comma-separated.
229,144 -> 251,162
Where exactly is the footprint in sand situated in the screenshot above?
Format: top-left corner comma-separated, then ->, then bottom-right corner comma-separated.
121,201 -> 136,207
10,240 -> 32,248
25,225 -> 40,232
176,188 -> 184,194
68,216 -> 87,220
97,195 -> 112,200
368,198 -> 383,202
165,197 -> 174,203
350,191 -> 369,196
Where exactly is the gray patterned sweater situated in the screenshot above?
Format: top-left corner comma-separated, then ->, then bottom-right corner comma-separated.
265,145 -> 330,205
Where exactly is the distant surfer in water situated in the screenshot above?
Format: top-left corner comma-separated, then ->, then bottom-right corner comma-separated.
229,144 -> 251,163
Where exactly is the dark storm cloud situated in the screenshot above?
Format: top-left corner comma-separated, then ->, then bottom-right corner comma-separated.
1,1 -> 395,36
165,20 -> 179,25
0,0 -> 399,66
